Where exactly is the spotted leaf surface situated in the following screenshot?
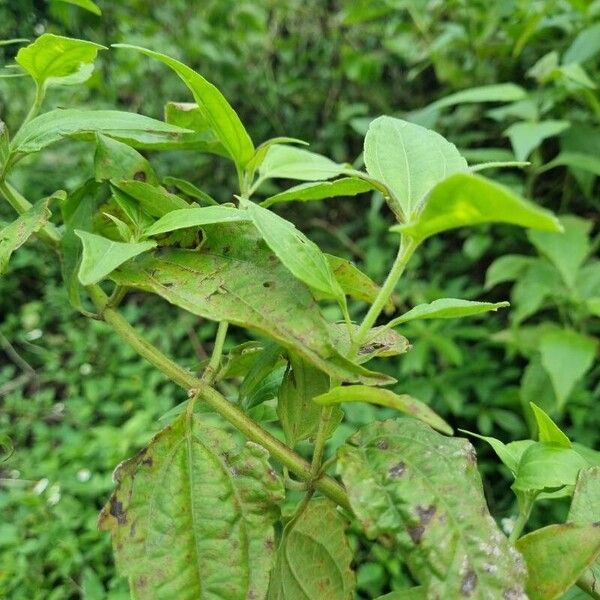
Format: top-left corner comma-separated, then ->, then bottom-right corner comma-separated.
99,414 -> 284,599
337,419 -> 528,599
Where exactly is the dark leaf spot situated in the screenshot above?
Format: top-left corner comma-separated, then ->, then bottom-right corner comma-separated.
133,171 -> 146,182
263,281 -> 271,288
141,456 -> 153,467
461,571 -> 478,596
109,497 -> 127,525
376,440 -> 389,450
408,525 -> 425,544
388,462 -> 406,478
416,504 -> 436,526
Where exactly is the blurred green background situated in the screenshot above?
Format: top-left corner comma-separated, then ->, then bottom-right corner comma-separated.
0,1 -> 599,598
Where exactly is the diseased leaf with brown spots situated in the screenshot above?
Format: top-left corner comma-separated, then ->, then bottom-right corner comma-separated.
0,194 -> 55,274
329,324 -> 410,364
267,498 -> 355,599
111,222 -> 392,385
337,419 -> 528,599
99,413 -> 284,599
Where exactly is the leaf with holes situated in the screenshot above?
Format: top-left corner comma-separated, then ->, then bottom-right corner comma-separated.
267,498 -> 355,599
516,524 -> 600,600
99,413 -> 284,599
337,419 -> 528,598
15,33 -> 105,88
329,324 -> 410,364
114,45 -> 254,168
315,386 -> 452,435
243,199 -> 347,310
94,134 -> 158,184
110,222 -> 391,385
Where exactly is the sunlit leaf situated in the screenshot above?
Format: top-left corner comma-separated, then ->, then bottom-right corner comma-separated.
75,230 -> 155,285
315,385 -> 452,434
267,498 -> 355,599
16,33 -> 105,88
338,419 -> 527,598
364,116 -> 468,219
385,298 -> 509,327
99,414 -> 284,599
258,145 -> 347,182
529,403 -> 571,448
10,109 -> 191,155
516,524 -> 600,600
261,177 -> 373,208
395,173 -> 561,242
145,206 -> 250,236
114,45 -> 255,168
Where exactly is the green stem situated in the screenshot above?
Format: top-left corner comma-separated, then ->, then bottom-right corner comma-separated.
21,84 -> 45,128
86,284 -> 351,512
509,493 -> 536,543
350,235 -> 418,355
202,320 -> 228,384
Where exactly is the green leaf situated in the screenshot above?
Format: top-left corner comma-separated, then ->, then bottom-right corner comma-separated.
261,177 -> 373,208
242,199 -> 347,309
239,343 -> 283,409
337,419 -> 527,598
114,45 -> 254,168
10,109 -> 192,155
325,254 -> 389,308
330,324 -> 410,364
529,403 -> 571,448
53,0 -> 102,15
75,230 -> 156,285
460,431 -> 533,476
0,195 -> 53,273
110,222 -> 392,385
244,136 -> 308,180
396,173 -> 562,243
145,206 -> 250,236
0,433 -> 14,462
513,443 -> 588,492
376,589 -> 425,600
485,255 -> 536,290
111,180 -> 189,218
385,298 -> 509,327
516,524 -> 600,600
315,385 -> 452,435
15,33 -> 105,89
267,498 -> 355,600
539,329 -> 597,409
540,152 -> 600,178
99,413 -> 284,599
94,134 -> 158,184
0,120 -> 9,170
527,215 -> 591,288
563,23 -> 600,65
163,101 -> 228,155
505,121 -> 571,161
364,116 -> 468,219
60,180 -> 104,310
277,353 -> 341,447
258,145 -> 347,182
162,176 -> 218,206
568,467 -> 600,597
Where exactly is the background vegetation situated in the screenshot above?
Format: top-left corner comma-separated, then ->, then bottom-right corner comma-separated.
1,1 -> 598,598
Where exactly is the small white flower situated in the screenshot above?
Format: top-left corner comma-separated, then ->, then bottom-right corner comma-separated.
33,478 -> 49,495
25,328 -> 43,341
77,469 -> 91,482
47,483 -> 61,506
79,363 -> 93,376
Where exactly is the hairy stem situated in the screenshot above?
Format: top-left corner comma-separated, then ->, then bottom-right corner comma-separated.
86,284 -> 351,512
350,235 -> 417,355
